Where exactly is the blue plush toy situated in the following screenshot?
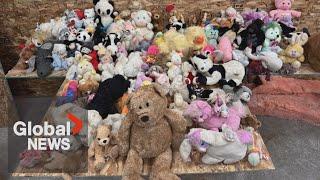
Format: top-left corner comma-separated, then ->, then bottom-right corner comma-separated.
204,24 -> 219,47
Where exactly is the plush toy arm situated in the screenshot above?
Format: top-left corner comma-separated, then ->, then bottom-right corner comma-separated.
165,109 -> 187,133
118,115 -> 133,156
298,55 -> 305,62
201,130 -> 229,146
206,71 -> 222,85
147,23 -> 154,30
291,10 -> 302,18
269,10 -> 278,19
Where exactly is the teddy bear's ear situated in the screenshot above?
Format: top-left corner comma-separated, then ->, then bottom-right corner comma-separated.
147,11 -> 152,18
93,0 -> 99,5
152,83 -> 167,97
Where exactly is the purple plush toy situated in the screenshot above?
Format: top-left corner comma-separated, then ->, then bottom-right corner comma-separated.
183,97 -> 244,131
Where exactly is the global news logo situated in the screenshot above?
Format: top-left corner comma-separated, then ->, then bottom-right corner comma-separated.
12,113 -> 83,151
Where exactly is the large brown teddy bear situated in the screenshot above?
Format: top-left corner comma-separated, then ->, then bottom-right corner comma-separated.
118,84 -> 187,180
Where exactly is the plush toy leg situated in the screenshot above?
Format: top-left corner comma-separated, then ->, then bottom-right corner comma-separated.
150,148 -> 180,180
122,149 -> 144,180
201,154 -> 223,164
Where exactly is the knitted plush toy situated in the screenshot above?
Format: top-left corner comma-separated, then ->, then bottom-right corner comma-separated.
118,84 -> 187,180
269,0 -> 301,37
179,126 -> 252,164
279,32 -> 308,69
87,75 -> 130,118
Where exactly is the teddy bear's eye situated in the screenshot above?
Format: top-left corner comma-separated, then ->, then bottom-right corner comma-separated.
106,9 -> 111,15
139,106 -> 142,109
146,102 -> 150,107
98,9 -> 101,14
97,138 -> 100,141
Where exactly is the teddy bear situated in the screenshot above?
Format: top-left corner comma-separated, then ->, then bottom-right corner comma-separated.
179,126 -> 252,164
118,84 -> 187,180
76,53 -> 100,82
78,74 -> 100,96
123,51 -> 144,78
89,124 -> 119,172
166,51 -> 183,81
131,10 -> 154,50
83,8 -> 96,28
93,0 -> 118,31
279,32 -> 308,69
52,44 -> 68,71
269,0 -> 301,37
87,75 -> 130,118
261,22 -> 282,52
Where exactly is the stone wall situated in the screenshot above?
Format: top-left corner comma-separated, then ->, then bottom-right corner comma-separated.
0,0 -> 319,72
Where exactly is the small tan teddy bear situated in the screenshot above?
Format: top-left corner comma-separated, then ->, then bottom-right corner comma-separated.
118,83 -> 187,180
88,124 -> 119,172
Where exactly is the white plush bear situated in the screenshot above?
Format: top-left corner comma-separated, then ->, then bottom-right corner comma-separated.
123,51 -> 144,78
131,10 -> 154,42
166,51 -> 183,81
66,57 -> 78,80
103,113 -> 126,134
99,61 -> 115,81
83,8 -> 96,28
77,57 -> 100,83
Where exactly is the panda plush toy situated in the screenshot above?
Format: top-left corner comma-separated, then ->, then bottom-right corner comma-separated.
190,54 -> 245,87
93,0 -> 118,31
103,33 -> 121,62
76,29 -> 94,55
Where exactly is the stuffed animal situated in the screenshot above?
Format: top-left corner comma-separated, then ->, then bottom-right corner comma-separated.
305,32 -> 320,72
93,0 -> 118,31
87,75 -> 130,118
36,41 -> 55,77
237,19 -> 265,53
179,126 -> 252,164
88,110 -> 103,146
133,72 -> 153,91
184,97 -> 244,131
232,49 -> 249,67
153,30 -> 190,58
269,0 -> 301,37
103,33 -> 121,61
118,84 -> 187,180
215,30 -> 235,63
166,51 -> 183,81
131,10 -> 154,50
88,124 -> 117,172
83,8 -> 96,28
191,54 -> 245,87
279,32 -> 308,69
245,47 -> 283,72
56,80 -> 78,106
123,51 -> 144,78
9,45 -> 36,75
99,61 -> 115,81
76,28 -> 94,55
78,74 -> 100,96
262,22 -> 282,52
76,54 -> 100,83
166,14 -> 187,33
204,24 -> 219,47
52,44 -> 68,71
186,26 -> 207,51
242,8 -> 271,28
104,113 -> 126,134
224,7 -> 244,26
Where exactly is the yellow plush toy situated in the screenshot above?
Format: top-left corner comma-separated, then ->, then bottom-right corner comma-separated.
279,33 -> 308,69
185,26 -> 207,51
153,29 -> 190,57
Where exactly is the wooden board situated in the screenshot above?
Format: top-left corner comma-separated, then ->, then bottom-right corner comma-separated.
11,79 -> 274,178
5,70 -> 66,96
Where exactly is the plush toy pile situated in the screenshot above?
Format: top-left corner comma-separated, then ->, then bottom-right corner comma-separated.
17,0 -> 310,178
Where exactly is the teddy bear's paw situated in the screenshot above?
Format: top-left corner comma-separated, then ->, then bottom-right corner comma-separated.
151,172 -> 180,180
122,174 -> 145,180
94,160 -> 105,172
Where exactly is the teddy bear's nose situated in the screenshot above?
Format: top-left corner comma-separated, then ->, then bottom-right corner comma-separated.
103,140 -> 107,144
141,116 -> 149,122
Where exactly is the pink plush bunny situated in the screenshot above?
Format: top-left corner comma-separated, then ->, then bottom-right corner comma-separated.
183,99 -> 244,131
216,35 -> 233,63
270,0 -> 301,28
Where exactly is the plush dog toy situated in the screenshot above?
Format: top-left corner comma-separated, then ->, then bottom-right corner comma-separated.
87,75 -> 130,118
118,84 -> 187,180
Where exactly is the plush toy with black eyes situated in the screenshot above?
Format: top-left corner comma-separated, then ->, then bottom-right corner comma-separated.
93,0 -> 118,31
190,54 -> 245,88
103,33 -> 121,61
